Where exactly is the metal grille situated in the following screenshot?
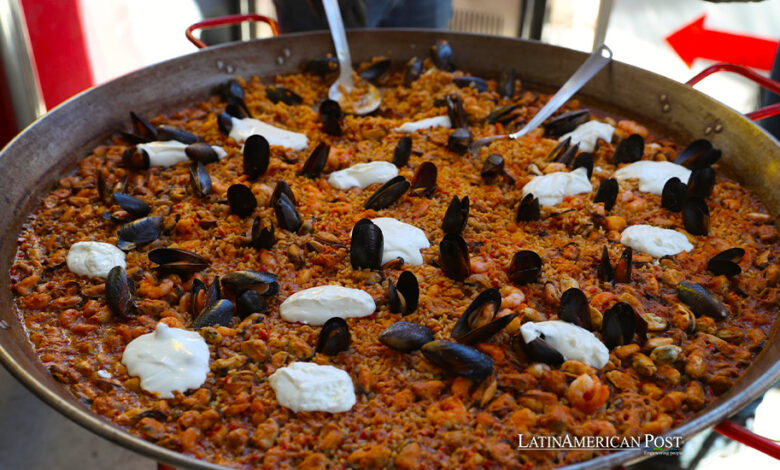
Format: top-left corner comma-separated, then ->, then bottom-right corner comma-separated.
449,0 -> 521,37
450,9 -> 505,35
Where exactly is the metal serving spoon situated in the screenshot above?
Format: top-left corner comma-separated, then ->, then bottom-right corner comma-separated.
322,0 -> 381,115
470,44 -> 613,156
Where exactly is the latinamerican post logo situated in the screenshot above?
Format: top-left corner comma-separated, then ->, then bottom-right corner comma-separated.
517,434 -> 683,455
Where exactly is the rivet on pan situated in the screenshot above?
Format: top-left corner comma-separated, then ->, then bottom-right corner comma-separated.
276,56 -> 284,65
662,103 -> 671,113
226,65 -> 235,73
284,48 -> 291,57
714,124 -> 723,133
216,60 -> 224,70
659,94 -> 668,103
704,126 -> 713,135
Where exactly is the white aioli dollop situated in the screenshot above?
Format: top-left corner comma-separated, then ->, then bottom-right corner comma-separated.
368,217 -> 430,266
328,161 -> 398,190
137,141 -> 227,167
121,323 -> 210,399
522,166 -> 592,207
269,362 -> 356,413
66,241 -> 126,278
614,160 -> 692,195
560,121 -> 615,152
521,320 -> 609,369
280,285 -> 375,325
229,117 -> 308,150
394,115 -> 451,133
620,225 -> 694,258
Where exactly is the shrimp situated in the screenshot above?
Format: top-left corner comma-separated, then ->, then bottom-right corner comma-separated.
566,374 -> 610,414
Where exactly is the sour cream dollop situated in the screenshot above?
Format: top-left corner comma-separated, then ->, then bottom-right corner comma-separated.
229,117 -> 308,150
280,285 -> 375,325
521,320 -> 609,369
560,121 -> 615,152
269,362 -> 356,413
620,225 -> 694,258
522,166 -> 592,207
364,217 -> 430,266
121,323 -> 210,399
328,161 -> 398,190
394,115 -> 451,133
137,141 -> 227,167
66,241 -> 126,278
614,160 -> 692,195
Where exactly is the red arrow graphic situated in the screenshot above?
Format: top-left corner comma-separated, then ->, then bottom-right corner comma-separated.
665,14 -> 778,71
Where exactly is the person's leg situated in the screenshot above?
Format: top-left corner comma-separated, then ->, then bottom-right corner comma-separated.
373,0 -> 453,29
760,44 -> 780,139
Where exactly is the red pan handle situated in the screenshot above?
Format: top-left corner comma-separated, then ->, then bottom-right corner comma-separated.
715,420 -> 780,460
186,14 -> 280,49
686,63 -> 780,121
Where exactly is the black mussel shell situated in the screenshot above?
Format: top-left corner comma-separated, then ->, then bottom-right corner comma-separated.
190,278 -> 206,318
148,248 -> 209,274
556,142 -> 579,166
359,57 -> 391,83
236,290 -> 267,319
217,112 -> 233,135
225,96 -> 250,119
303,56 -> 338,76
481,154 -> 504,179
486,105 -> 521,126
156,125 -> 199,144
453,76 -> 488,93
448,127 -> 472,154
558,288 -> 590,329
675,139 -> 721,170
508,250 -> 542,285
97,171 -> 109,205
319,99 -> 343,136
682,197 -> 710,236
300,143 -> 330,178
411,162 -> 437,197
130,111 -> 157,141
572,152 -> 594,178
364,175 -> 410,210
222,78 -> 245,102
677,282 -> 728,319
516,194 -> 541,222
498,68 -> 516,98
452,288 -> 515,344
601,302 -> 637,349
442,195 -> 469,235
613,134 -> 644,164
544,109 -> 589,138
122,147 -> 150,171
221,271 -> 279,296
379,321 -> 434,353
687,166 -> 716,199
439,234 -> 471,281
271,180 -> 297,207
421,340 -> 493,380
192,299 -> 234,329
547,136 -> 571,162
388,271 -> 419,315
430,39 -> 454,71
117,216 -> 163,251
243,134 -> 270,180
266,85 -> 302,106
661,177 -> 687,212
445,93 -> 468,129
350,219 -> 384,270
118,131 -> 150,145
614,247 -> 632,283
593,178 -> 618,212
393,136 -> 412,167
404,56 -> 423,86
185,143 -> 219,164
316,317 -> 351,356
707,247 -> 744,277
513,334 -> 564,366
249,217 -> 275,250
206,276 -> 221,308
597,246 -> 614,282
227,184 -> 257,218
113,193 -> 150,218
274,192 -> 302,232
106,266 -> 134,318
189,162 -> 212,198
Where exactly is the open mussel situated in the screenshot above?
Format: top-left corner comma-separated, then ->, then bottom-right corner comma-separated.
192,299 -> 234,329
613,134 -> 644,164
393,136 -> 412,167
185,143 -> 219,164
544,109 -> 589,138
546,136 -> 571,162
598,246 -> 632,283
430,39 -> 454,71
452,288 -> 516,344
556,142 -> 579,166
572,152 -> 594,178
516,194 -> 541,222
121,146 -> 150,171
249,217 -> 275,250
512,331 -> 564,366
236,289 -> 267,319
388,271 -> 419,315
445,93 -> 468,130
106,266 -> 135,318
675,139 -> 721,170
320,99 -> 342,136
676,282 -> 728,319
274,190 -> 302,232
410,162 -> 437,197
190,278 -> 207,318
379,321 -> 434,353
112,193 -> 150,219
205,276 -> 221,309
189,162 -> 212,198
266,85 -> 302,106
271,180 -> 297,207
421,340 -> 494,380
601,302 -> 646,349
300,143 -> 330,178
439,234 -> 470,281
661,177 -> 687,212
221,271 -> 279,297
129,111 -> 158,142
225,96 -> 250,119
217,112 -> 234,135
227,184 -> 257,218
404,56 -> 423,86
350,219 -> 383,270
557,288 -> 590,329
593,178 -> 618,212
243,134 -> 270,180
481,153 -> 515,184
508,250 -> 542,285
148,248 -> 209,275
117,216 -> 163,251
316,317 -> 351,356
597,246 -> 614,282
442,195 -> 469,235
486,105 -> 521,126
364,175 -> 410,210
447,128 -> 472,154
359,57 -> 391,83
222,78 -> 245,102
682,197 -> 709,236
498,68 -> 516,98
156,125 -> 199,144
303,56 -> 338,76
687,166 -> 715,199
707,247 -> 744,277
453,76 -> 488,93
